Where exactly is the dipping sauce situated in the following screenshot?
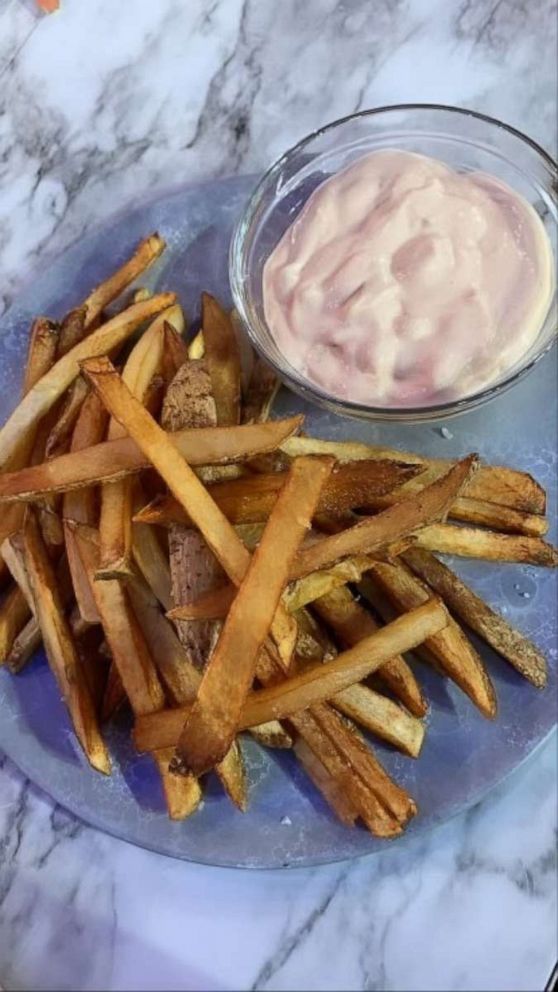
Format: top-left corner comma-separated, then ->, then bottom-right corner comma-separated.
262,150 -> 555,407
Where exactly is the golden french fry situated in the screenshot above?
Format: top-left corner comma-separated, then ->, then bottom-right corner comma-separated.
188,328 -> 204,360
133,459 -> 420,528
365,489 -> 548,537
20,511 -> 111,774
312,583 -> 428,718
362,560 -> 498,718
132,522 -> 173,611
57,307 -> 87,357
161,319 -> 189,385
45,379 -> 90,460
332,684 -> 425,758
174,456 -> 334,775
0,416 -> 304,503
415,523 -> 558,567
281,437 -> 546,515
24,318 -> 60,392
290,455 -> 478,580
293,739 -> 357,826
0,585 -> 30,664
201,292 -> 241,426
0,293 -> 176,473
6,616 -> 42,674
153,749 -> 203,821
82,233 -> 165,328
403,547 -> 548,688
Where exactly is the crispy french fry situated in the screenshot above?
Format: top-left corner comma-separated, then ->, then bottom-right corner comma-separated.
24,318 -> 60,392
154,748 -> 203,821
415,523 -> 558,567
0,293 -> 176,473
133,459 -> 420,528
281,437 -> 546,515
127,576 -> 248,810
0,416 -> 304,503
201,292 -> 241,426
174,456 -> 334,774
82,233 -> 165,328
293,739 -> 357,826
332,685 -> 425,757
57,307 -> 87,357
238,600 -> 446,729
1,533 -> 35,612
312,583 -> 427,718
248,721 -> 293,749
290,455 -> 479,580
403,547 -> 548,688
0,585 -> 30,664
6,616 -> 42,674
20,511 -> 111,774
363,560 -> 498,718
161,319 -> 188,385
79,358 -> 299,661
45,379 -> 90,460
63,391 -> 109,624
364,490 -> 549,537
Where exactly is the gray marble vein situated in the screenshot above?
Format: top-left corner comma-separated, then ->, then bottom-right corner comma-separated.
0,0 -> 556,989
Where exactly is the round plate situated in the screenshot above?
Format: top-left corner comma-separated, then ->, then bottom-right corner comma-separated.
0,177 -> 556,868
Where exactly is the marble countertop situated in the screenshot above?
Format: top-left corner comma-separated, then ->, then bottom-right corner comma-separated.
0,1 -> 556,989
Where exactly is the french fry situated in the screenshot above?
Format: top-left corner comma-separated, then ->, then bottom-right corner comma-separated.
290,455 -> 479,580
293,739 -> 358,826
79,358 -> 299,662
81,233 -> 165,328
0,416 -> 304,503
248,721 -> 293,750
20,511 -> 111,774
133,459 -> 420,528
312,583 -> 428,717
45,379 -> 90,460
281,437 -> 546,515
57,307 -> 87,357
161,320 -> 189,385
0,293 -> 176,473
201,292 -> 241,426
1,532 -> 35,611
24,318 -> 60,392
6,616 -> 42,674
415,523 -> 558,567
364,490 -> 549,537
403,547 -> 548,688
362,560 -> 498,718
174,456 -> 334,775
153,749 -> 203,821
97,305 -> 184,580
63,391 -> 109,623
0,586 -> 30,664
132,521 -> 173,611
332,684 -> 425,758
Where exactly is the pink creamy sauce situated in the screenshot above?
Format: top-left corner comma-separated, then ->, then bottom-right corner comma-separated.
263,150 -> 554,407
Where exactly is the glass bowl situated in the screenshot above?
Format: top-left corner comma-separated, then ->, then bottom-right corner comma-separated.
230,104 -> 557,423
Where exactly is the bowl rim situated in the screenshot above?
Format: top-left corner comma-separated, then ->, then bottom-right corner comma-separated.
230,102 -> 558,421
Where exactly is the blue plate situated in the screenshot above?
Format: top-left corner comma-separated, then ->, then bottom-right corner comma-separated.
0,176 -> 556,868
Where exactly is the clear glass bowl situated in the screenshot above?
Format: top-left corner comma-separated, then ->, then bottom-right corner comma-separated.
230,104 -> 557,422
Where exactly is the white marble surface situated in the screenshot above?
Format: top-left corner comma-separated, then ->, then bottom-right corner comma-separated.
0,0 -> 556,989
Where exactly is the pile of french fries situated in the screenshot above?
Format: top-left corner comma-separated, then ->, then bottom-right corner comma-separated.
0,234 -> 555,836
